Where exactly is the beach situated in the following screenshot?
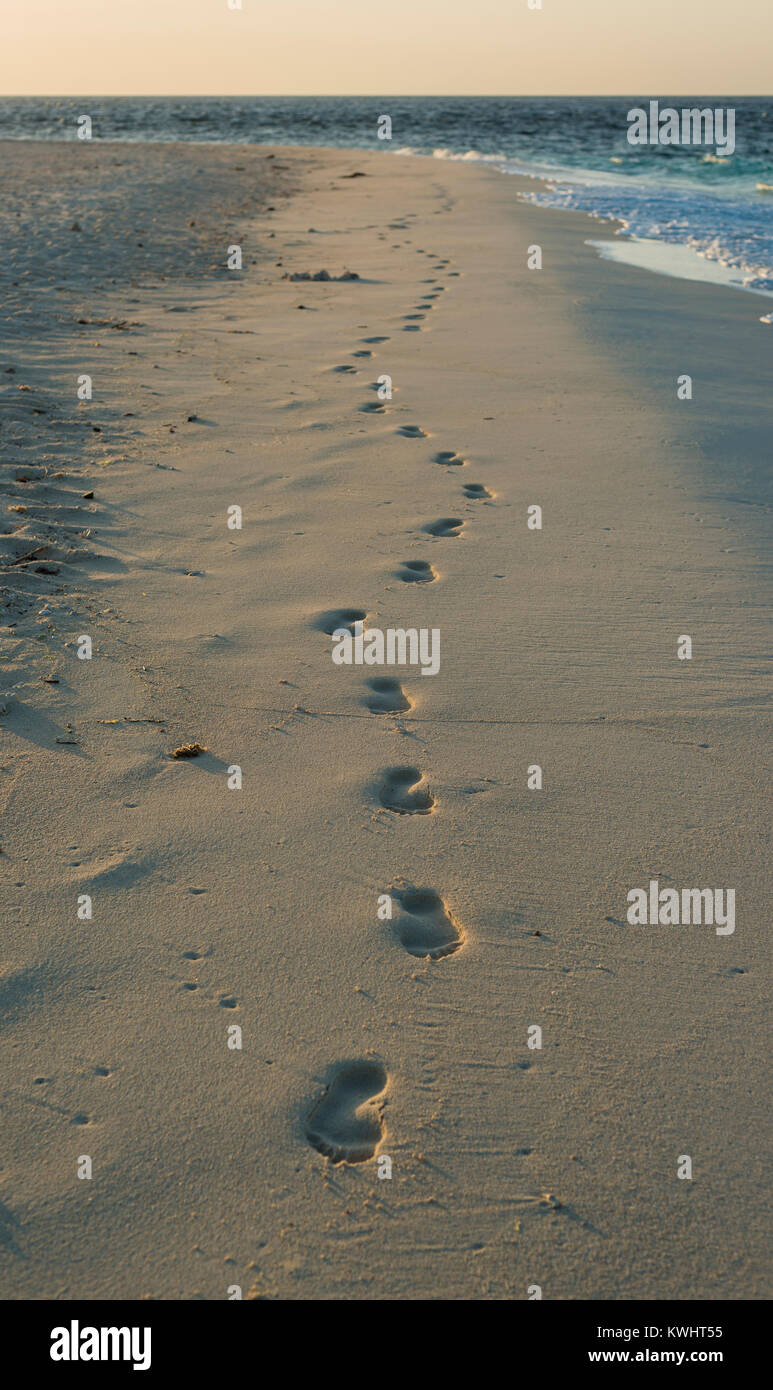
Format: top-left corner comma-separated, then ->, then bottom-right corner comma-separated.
1,140 -> 770,1300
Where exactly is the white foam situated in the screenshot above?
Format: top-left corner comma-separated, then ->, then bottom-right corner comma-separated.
587,236 -> 773,301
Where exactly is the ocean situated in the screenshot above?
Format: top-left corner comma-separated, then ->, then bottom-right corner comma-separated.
2,95 -> 772,301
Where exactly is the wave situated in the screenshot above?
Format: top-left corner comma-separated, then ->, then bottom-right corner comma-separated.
420,145 -> 773,299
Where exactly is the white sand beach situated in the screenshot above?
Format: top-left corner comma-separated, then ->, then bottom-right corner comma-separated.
1,141 -> 770,1300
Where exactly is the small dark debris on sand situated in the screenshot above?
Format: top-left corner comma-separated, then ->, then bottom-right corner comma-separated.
283,269 -> 359,282
170,742 -> 208,759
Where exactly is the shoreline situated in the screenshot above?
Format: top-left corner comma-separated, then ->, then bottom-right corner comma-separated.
585,231 -> 773,306
1,142 -> 770,1300
3,93 -> 773,305
3,131 -> 773,309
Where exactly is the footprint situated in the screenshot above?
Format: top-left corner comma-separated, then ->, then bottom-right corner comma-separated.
351,349 -> 372,358
362,336 -> 390,343
379,766 -> 434,814
423,517 -> 464,538
396,425 -> 428,438
305,1060 -> 387,1164
315,607 -> 366,635
365,677 -> 411,713
463,483 -> 492,499
397,559 -> 436,583
392,885 -> 463,959
331,364 -> 357,373
403,325 -> 422,332
359,401 -> 386,414
432,450 -> 466,467
403,313 -> 425,321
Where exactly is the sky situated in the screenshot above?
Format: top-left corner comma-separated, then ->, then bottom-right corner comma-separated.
1,0 -> 770,97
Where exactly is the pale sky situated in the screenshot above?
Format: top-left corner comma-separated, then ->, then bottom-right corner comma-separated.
1,0 -> 770,97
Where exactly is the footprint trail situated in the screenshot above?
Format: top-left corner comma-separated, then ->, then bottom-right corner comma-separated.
392,885 -> 464,959
379,766 -> 434,814
397,559 -> 436,583
305,1060 -> 387,1164
423,517 -> 464,537
365,677 -> 411,713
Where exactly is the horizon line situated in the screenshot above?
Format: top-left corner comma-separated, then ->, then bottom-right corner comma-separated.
2,92 -> 771,100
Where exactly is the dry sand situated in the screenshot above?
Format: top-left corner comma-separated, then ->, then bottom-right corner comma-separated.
1,142 -> 770,1300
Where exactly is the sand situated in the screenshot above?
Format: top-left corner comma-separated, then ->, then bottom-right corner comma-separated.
1,141 -> 770,1300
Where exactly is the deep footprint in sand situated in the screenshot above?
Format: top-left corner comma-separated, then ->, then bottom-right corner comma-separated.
331,364 -> 357,373
433,449 -> 466,467
403,313 -> 425,321
362,336 -> 390,343
397,559 -> 436,583
359,401 -> 386,414
396,425 -> 428,438
379,766 -> 434,814
423,517 -> 464,537
463,483 -> 493,499
392,885 -> 463,959
305,1060 -> 387,1163
315,607 -> 366,635
365,677 -> 411,713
